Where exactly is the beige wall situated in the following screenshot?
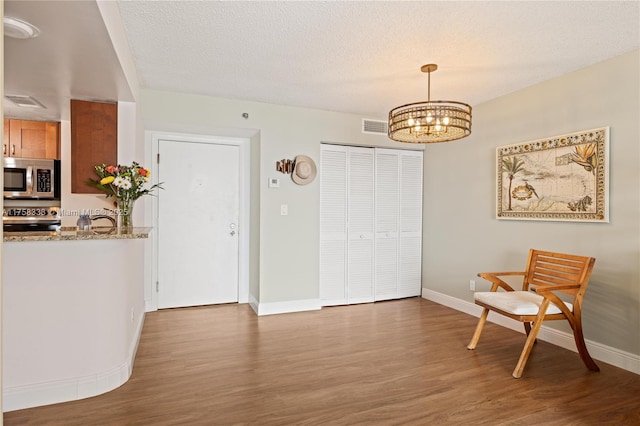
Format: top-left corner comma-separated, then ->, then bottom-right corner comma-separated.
422,50 -> 640,356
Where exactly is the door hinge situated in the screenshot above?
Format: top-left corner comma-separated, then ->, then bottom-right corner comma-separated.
157,153 -> 160,164
156,281 -> 159,292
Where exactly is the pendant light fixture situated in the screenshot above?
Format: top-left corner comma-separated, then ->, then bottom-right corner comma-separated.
388,64 -> 472,143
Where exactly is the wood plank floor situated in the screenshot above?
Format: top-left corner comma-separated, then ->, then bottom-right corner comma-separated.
4,298 -> 640,425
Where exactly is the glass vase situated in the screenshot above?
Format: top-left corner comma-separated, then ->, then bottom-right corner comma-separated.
117,198 -> 135,231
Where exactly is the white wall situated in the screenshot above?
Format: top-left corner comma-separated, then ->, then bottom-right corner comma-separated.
422,50 -> 640,357
139,92 -> 420,310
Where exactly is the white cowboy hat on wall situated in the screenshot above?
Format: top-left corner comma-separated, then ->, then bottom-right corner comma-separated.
292,155 -> 317,185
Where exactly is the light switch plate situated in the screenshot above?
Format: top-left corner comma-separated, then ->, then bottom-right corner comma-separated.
269,177 -> 280,188
280,204 -> 288,216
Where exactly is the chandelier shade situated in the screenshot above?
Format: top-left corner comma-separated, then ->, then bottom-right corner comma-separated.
388,64 -> 472,144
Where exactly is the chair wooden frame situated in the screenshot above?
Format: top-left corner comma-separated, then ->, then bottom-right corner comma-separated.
467,248 -> 599,378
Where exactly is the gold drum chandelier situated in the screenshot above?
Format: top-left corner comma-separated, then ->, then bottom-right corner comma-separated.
388,64 -> 472,143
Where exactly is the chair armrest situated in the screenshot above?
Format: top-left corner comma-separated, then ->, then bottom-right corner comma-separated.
477,271 -> 524,292
531,284 -> 579,317
532,283 -> 581,293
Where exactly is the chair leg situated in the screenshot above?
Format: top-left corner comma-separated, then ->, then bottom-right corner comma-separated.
467,308 -> 489,350
523,322 -> 538,344
513,317 -> 544,378
572,322 -> 600,372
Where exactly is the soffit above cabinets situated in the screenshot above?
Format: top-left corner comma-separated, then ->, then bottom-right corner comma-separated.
4,0 -> 133,122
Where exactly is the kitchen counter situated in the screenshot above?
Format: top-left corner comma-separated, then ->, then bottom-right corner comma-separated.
3,226 -> 152,242
3,231 -> 147,411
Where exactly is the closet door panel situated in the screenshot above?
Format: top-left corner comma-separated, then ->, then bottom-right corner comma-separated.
398,151 -> 423,297
375,149 -> 400,300
347,147 -> 375,303
320,145 -> 348,305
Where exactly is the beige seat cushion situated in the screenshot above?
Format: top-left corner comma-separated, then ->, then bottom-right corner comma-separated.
474,291 -> 572,316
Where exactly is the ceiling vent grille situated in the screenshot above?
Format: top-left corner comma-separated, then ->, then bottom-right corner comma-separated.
5,95 -> 46,109
362,119 -> 388,135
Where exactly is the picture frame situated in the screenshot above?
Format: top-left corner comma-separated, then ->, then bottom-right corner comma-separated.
496,127 -> 609,222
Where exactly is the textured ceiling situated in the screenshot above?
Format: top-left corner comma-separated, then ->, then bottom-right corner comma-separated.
117,0 -> 640,118
4,1 -> 640,122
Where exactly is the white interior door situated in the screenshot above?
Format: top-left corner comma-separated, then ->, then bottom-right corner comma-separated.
157,139 -> 240,309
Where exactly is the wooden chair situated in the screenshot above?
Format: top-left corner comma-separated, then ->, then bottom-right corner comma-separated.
467,248 -> 599,378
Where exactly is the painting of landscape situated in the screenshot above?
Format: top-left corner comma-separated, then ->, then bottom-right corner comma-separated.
496,127 -> 609,222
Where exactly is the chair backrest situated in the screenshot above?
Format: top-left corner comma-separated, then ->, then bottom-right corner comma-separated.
523,249 -> 596,297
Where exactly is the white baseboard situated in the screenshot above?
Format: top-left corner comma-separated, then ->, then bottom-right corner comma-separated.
251,296 -> 321,316
249,293 -> 260,315
422,288 -> 640,375
3,313 -> 146,412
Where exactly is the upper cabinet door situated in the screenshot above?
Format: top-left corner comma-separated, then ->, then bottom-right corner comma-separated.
70,100 -> 117,194
4,119 -> 60,159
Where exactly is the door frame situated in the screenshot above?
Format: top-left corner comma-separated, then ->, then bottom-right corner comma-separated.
146,131 -> 251,311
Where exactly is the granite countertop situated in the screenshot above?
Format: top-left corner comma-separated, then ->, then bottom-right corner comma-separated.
3,226 -> 153,242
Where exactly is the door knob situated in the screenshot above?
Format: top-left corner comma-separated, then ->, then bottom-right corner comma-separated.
230,230 -> 236,236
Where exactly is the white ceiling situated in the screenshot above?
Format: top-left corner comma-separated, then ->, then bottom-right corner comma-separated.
4,1 -> 640,123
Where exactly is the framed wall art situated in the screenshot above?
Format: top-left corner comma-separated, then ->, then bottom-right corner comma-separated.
496,127 -> 609,222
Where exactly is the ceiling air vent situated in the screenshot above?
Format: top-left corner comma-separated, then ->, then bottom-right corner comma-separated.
362,119 -> 388,135
5,95 -> 46,109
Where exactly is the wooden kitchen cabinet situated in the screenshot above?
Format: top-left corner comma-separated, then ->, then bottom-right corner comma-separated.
70,99 -> 118,194
3,119 -> 60,159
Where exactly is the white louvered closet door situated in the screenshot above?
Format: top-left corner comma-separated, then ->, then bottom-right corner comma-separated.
374,149 -> 400,301
320,144 -> 420,306
346,147 -> 375,304
398,151 -> 423,298
320,145 -> 348,305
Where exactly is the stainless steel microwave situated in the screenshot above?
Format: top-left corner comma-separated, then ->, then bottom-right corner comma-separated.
3,157 -> 60,200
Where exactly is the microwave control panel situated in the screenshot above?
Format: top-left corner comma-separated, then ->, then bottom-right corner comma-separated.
36,168 -> 52,193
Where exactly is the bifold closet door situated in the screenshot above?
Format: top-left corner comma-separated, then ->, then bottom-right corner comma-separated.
320,144 -> 420,306
320,145 -> 374,305
374,149 -> 423,300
